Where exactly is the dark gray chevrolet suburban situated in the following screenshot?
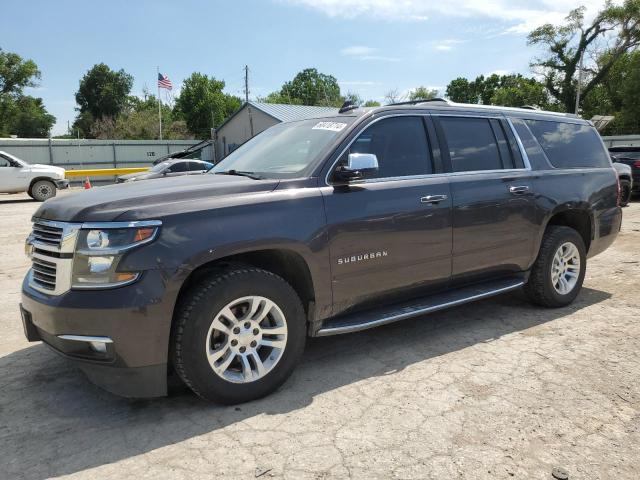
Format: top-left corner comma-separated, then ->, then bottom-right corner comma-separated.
20,100 -> 622,403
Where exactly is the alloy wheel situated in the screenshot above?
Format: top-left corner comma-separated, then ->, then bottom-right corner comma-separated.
205,296 -> 288,383
551,241 -> 581,295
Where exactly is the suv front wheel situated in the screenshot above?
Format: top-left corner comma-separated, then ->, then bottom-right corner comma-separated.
524,226 -> 587,307
171,267 -> 306,403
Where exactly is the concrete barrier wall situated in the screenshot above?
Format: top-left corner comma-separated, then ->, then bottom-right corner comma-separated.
601,135 -> 640,148
0,138 -> 211,184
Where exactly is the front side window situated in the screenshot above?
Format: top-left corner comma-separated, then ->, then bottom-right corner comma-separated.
438,117 -> 503,172
0,156 -> 12,167
524,119 -> 610,168
338,116 -> 432,179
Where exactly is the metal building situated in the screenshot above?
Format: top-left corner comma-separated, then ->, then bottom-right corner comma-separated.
214,102 -> 339,160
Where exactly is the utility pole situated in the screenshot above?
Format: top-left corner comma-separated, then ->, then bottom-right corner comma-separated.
244,65 -> 250,103
245,65 -> 254,136
575,52 -> 584,115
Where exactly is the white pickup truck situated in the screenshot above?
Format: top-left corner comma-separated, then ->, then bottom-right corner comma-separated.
0,151 -> 69,201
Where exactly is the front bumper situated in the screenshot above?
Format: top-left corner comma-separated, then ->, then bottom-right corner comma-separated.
54,179 -> 70,189
20,268 -> 180,398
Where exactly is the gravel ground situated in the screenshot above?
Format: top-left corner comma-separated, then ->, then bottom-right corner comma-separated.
0,191 -> 638,480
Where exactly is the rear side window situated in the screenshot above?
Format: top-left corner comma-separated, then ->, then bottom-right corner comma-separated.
438,117 -> 502,172
346,116 -> 432,179
524,120 -> 610,168
168,162 -> 189,173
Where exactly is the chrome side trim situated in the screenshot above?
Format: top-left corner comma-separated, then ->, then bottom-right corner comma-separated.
80,220 -> 162,229
316,281 -> 525,336
58,335 -> 114,343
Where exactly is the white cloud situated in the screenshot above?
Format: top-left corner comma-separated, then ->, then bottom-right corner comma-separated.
340,45 -> 400,62
431,39 -> 465,51
281,0 -> 610,34
340,46 -> 376,56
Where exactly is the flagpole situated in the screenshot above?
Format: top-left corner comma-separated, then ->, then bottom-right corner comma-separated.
157,66 -> 163,140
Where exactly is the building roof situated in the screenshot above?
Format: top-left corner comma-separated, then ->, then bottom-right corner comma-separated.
216,101 -> 340,133
249,102 -> 340,122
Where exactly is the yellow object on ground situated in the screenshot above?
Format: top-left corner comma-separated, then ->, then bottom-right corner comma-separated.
64,167 -> 149,177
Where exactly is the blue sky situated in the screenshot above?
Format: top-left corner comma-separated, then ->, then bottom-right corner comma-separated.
3,0 -> 603,135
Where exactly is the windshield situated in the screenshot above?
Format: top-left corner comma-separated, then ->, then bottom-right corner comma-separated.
149,161 -> 170,173
211,118 -> 353,179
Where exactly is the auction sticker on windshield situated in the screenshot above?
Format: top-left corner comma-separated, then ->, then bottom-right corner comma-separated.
312,121 -> 347,132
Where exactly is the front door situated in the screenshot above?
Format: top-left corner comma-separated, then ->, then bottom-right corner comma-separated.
0,155 -> 23,191
321,115 -> 452,315
434,114 -> 538,282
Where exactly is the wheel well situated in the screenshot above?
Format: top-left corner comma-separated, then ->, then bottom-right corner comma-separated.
28,177 -> 56,191
546,210 -> 592,250
176,249 -> 316,316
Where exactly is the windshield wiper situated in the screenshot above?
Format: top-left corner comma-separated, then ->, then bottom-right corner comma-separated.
214,169 -> 262,180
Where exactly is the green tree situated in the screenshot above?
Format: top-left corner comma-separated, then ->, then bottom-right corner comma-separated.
408,86 -> 438,101
0,48 -> 55,137
91,94 -> 191,140
446,78 -> 476,103
175,72 -> 241,138
10,96 -> 56,137
446,74 -> 552,108
363,100 -> 381,107
278,68 -> 342,106
582,50 -> 640,134
528,1 -> 640,112
74,63 -> 133,136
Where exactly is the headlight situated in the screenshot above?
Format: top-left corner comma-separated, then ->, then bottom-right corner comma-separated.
71,221 -> 160,289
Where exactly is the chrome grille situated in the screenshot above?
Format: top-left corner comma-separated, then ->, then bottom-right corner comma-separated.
31,256 -> 57,291
32,221 -> 64,247
27,219 -> 81,296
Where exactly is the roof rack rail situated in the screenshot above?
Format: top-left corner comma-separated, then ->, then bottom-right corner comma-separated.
519,105 -> 540,110
387,98 -> 452,106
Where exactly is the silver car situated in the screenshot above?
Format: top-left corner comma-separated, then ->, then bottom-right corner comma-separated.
117,159 -> 213,183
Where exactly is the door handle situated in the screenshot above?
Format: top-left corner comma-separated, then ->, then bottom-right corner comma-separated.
420,194 -> 448,204
509,185 -> 530,195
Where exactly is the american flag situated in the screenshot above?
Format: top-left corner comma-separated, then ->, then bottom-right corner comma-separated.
158,73 -> 173,90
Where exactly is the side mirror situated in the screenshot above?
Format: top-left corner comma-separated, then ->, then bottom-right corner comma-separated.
334,153 -> 379,182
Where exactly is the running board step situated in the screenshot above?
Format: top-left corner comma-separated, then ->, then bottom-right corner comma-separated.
316,277 -> 525,336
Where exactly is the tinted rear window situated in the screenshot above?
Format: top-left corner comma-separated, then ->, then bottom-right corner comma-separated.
439,117 -> 502,172
524,120 -> 610,168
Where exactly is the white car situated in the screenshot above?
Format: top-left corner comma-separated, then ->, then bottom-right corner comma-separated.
0,151 -> 69,201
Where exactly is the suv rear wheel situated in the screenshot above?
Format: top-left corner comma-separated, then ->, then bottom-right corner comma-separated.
29,180 -> 56,202
524,226 -> 586,307
171,267 -> 306,404
619,179 -> 631,207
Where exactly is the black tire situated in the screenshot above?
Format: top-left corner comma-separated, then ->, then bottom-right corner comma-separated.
29,180 -> 56,202
524,226 -> 586,308
619,180 -> 631,207
171,267 -> 306,404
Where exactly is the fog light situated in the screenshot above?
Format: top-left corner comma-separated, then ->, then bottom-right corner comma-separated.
89,341 -> 108,353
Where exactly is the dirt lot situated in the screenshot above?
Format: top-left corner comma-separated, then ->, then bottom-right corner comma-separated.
0,191 -> 638,480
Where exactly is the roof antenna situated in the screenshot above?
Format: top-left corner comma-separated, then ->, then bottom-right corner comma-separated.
339,101 -> 358,114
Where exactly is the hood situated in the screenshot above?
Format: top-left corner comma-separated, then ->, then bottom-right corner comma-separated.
35,174 -> 280,222
29,164 -> 65,176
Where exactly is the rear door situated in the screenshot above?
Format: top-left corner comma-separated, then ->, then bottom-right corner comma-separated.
321,115 -> 452,314
433,114 -> 538,282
